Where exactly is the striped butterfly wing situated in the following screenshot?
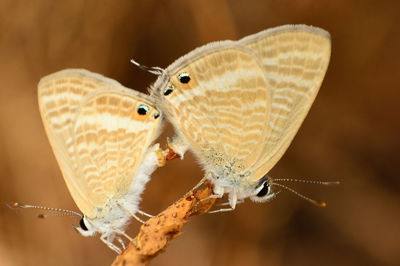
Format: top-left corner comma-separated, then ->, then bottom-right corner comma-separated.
240,25 -> 331,180
38,70 -> 117,216
72,90 -> 161,218
38,69 -> 161,218
154,43 -> 271,173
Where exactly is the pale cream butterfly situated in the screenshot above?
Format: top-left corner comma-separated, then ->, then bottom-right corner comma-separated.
23,69 -> 163,253
142,24 -> 332,211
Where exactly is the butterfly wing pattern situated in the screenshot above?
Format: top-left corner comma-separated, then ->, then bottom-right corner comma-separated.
240,25 -> 331,181
154,44 -> 271,176
151,24 -> 331,208
38,69 -> 162,252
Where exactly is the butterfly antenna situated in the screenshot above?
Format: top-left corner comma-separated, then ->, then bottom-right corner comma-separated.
37,212 -> 79,219
130,59 -> 166,76
12,202 -> 82,218
273,178 -> 340,186
271,183 -> 327,207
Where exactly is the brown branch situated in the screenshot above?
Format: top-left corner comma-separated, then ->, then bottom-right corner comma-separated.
111,181 -> 216,266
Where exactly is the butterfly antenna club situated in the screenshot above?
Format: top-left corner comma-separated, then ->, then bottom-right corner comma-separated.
271,183 -> 327,207
130,59 -> 166,76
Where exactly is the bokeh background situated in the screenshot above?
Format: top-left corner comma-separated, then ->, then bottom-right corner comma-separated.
0,0 -> 399,265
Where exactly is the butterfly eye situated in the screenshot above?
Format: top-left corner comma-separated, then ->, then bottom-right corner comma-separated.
154,113 -> 160,119
137,104 -> 149,115
79,217 -> 88,231
178,72 -> 191,84
256,182 -> 270,197
164,85 -> 174,96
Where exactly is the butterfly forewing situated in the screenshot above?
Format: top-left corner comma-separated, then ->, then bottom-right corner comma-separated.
240,25 -> 331,180
163,45 -> 271,173
72,90 -> 161,213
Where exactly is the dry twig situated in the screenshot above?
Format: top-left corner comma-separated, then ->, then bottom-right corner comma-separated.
111,181 -> 216,266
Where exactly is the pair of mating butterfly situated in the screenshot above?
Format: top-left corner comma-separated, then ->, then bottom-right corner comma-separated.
19,25 -> 333,253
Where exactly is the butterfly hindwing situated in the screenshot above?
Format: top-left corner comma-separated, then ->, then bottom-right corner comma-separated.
159,43 -> 271,173
72,89 -> 161,214
240,25 -> 331,180
38,69 -> 117,216
38,69 -> 161,218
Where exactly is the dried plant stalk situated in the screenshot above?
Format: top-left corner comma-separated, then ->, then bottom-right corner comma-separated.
111,181 -> 216,266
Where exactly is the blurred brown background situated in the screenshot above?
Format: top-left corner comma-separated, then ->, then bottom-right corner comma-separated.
0,0 -> 399,265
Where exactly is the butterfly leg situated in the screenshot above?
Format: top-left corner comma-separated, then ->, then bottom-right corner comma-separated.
183,175 -> 209,197
118,203 -> 146,223
114,228 -> 134,242
114,227 -> 138,248
131,213 -> 146,224
217,199 -> 244,206
206,189 -> 239,213
194,192 -> 224,213
100,234 -> 122,254
208,207 -> 235,213
137,209 -> 154,218
116,237 -> 126,250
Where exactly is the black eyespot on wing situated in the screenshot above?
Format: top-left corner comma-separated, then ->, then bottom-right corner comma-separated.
256,182 -> 270,197
80,217 -> 88,231
154,113 -> 160,119
178,72 -> 190,84
137,104 -> 149,115
164,85 -> 173,96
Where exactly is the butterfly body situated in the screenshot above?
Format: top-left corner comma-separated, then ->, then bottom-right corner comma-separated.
151,25 -> 331,209
38,69 -> 162,252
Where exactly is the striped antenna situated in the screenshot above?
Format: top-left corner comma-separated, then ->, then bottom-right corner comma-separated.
12,202 -> 82,218
271,183 -> 327,207
273,178 -> 340,186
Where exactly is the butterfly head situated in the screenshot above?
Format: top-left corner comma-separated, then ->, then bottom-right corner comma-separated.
250,177 -> 339,206
249,175 -> 277,203
73,216 -> 97,237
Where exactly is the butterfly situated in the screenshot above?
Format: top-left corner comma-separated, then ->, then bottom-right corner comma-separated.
146,24 -> 331,211
36,69 -> 163,252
